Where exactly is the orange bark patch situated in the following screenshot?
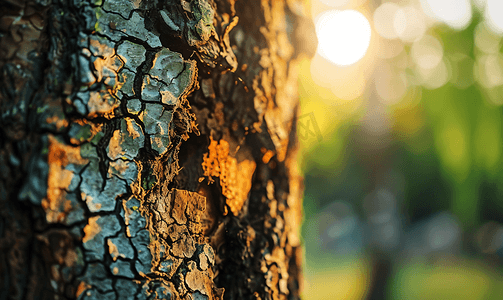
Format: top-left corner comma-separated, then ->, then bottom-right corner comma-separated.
170,189 -> 206,234
47,135 -> 88,166
262,149 -> 275,164
86,90 -> 119,117
44,135 -> 88,223
202,137 -> 256,216
185,261 -> 214,295
82,216 -> 101,243
107,239 -> 120,260
45,115 -> 69,130
76,281 -> 92,298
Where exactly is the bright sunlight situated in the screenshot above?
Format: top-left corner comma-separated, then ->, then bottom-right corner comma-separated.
315,10 -> 371,66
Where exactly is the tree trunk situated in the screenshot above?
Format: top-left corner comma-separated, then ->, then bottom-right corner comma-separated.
0,0 -> 314,299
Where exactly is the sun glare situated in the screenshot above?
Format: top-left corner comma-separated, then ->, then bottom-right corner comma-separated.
315,10 -> 372,66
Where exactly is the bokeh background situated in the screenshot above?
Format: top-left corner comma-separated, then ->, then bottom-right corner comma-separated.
298,0 -> 503,299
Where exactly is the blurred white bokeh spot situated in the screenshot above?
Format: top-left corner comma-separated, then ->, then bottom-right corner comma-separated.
376,38 -> 404,59
373,3 -> 401,40
411,35 -> 444,70
317,0 -> 350,8
315,10 -> 371,66
420,0 -> 472,30
375,64 -> 408,104
416,58 -> 450,90
474,54 -> 503,88
394,6 -> 426,42
474,22 -> 502,54
426,213 -> 461,251
309,53 -> 369,101
485,0 -> 503,35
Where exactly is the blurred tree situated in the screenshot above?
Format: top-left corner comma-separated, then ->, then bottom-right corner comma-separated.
0,0 -> 315,298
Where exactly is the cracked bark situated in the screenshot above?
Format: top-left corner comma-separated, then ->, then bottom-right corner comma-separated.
0,0 -> 315,299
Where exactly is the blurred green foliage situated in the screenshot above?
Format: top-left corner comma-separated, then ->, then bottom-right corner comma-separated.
300,7 -> 503,300
301,12 -> 503,232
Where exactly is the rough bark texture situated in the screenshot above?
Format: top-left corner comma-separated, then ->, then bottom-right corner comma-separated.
0,0 -> 313,299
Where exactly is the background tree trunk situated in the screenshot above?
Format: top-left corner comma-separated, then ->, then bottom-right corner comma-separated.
0,0 -> 315,299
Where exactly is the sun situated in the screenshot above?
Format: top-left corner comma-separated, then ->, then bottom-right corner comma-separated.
315,10 -> 372,66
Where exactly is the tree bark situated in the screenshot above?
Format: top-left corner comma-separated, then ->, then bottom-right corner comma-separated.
0,0 -> 314,299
